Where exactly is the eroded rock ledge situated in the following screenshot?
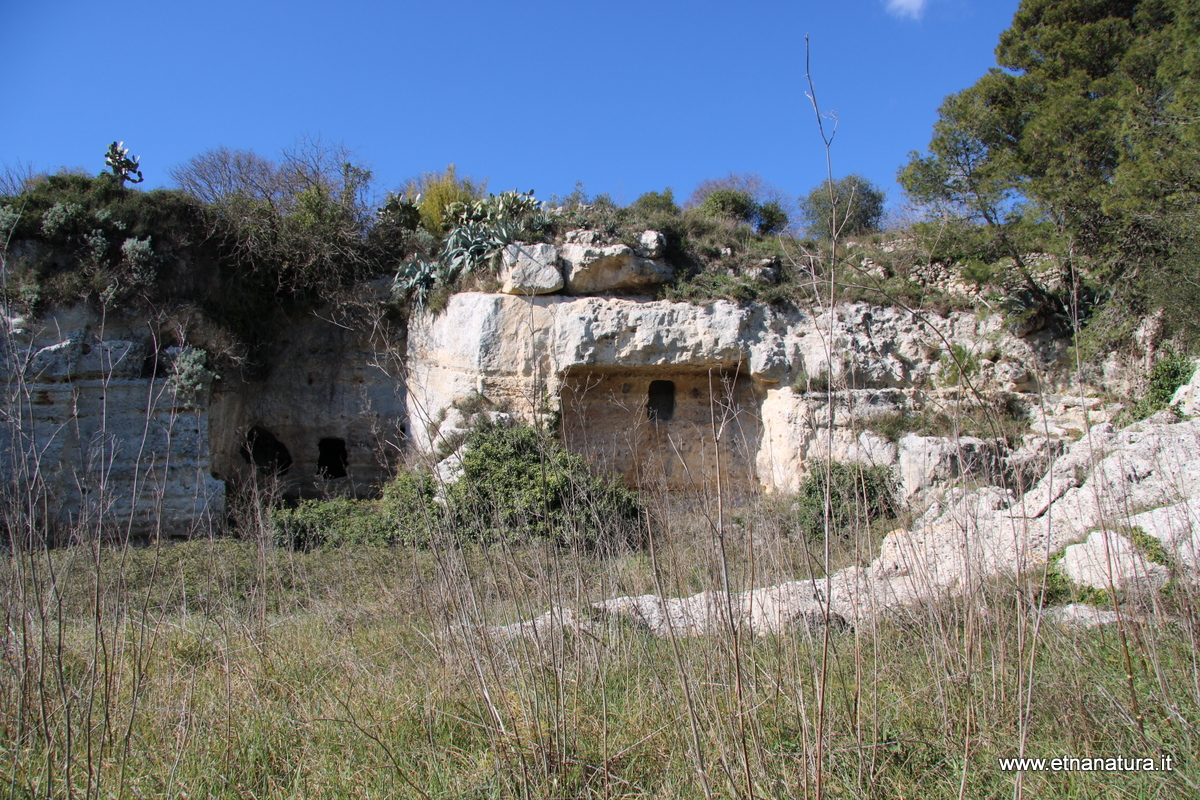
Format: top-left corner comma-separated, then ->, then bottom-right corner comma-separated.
491,413 -> 1200,638
406,292 -> 1073,494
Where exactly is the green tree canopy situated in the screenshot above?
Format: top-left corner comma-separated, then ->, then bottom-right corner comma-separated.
899,0 -> 1200,342
798,174 -> 885,239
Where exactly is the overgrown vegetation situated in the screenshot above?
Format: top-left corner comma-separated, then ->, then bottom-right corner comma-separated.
899,0 -> 1200,352
1116,348 -> 1197,423
271,470 -> 438,550
3,486 -> 1195,798
446,422 -> 642,547
868,399 -> 1031,449
791,460 -> 898,540
270,423 -> 640,551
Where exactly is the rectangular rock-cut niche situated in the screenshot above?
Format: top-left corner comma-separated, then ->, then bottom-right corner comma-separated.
560,367 -> 760,493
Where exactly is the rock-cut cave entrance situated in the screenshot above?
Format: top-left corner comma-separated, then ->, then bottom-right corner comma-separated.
646,380 -> 676,422
241,426 -> 293,474
560,367 -> 759,492
317,437 -> 349,479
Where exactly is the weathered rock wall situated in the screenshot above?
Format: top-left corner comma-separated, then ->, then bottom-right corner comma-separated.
5,283 -> 1138,538
208,313 -> 407,499
405,292 -> 1071,494
1,307 -> 223,539
2,305 -> 408,539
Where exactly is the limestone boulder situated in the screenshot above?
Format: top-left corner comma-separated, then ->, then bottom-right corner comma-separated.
746,258 -> 781,285
1059,530 -> 1171,594
897,434 -> 1008,499
1121,496 -> 1200,571
635,230 -> 666,259
499,242 -> 562,295
561,241 -> 673,294
1040,603 -> 1121,628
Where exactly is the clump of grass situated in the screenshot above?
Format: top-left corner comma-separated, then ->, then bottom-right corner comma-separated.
1117,349 -> 1196,424
868,398 -> 1029,448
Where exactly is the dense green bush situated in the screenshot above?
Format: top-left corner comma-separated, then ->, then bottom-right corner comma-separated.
700,189 -> 757,224
627,188 -> 680,217
272,497 -> 399,550
798,174 -> 885,239
1117,350 -> 1196,424
447,422 -> 642,547
271,470 -> 438,550
271,424 -> 641,551
792,460 -> 897,541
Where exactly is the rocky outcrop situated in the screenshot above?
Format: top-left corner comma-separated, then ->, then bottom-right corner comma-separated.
499,243 -> 563,295
896,434 -> 1007,499
406,292 -> 1072,493
1,307 -> 224,539
493,413 -> 1200,638
2,304 -> 407,539
1058,530 -> 1171,594
560,231 -> 674,294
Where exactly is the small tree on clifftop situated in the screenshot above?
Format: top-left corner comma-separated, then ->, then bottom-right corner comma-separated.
799,174 -> 884,240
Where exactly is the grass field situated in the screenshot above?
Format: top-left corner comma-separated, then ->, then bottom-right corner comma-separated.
2,495 -> 1196,800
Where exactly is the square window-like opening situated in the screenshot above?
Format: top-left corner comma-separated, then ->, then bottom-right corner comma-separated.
647,380 -> 676,422
317,437 -> 349,479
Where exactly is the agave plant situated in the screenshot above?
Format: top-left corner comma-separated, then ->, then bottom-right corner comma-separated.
395,190 -> 559,310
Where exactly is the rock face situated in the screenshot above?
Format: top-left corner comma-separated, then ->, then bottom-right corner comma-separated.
499,243 -> 563,295
208,311 -> 407,500
1,307 -> 224,539
896,434 -> 1007,499
560,240 -> 674,294
4,277 -> 1148,547
2,305 -> 407,539
494,413 -> 1200,639
405,292 -> 1068,493
872,415 -> 1200,596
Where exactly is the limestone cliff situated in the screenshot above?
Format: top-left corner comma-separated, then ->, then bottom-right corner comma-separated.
406,291 -> 1079,495
0,254 -> 1149,540
2,305 -> 406,540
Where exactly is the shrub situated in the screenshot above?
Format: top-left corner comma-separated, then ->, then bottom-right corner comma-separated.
938,344 -> 980,387
402,164 -> 485,237
1117,350 -> 1196,424
166,346 -> 216,405
798,174 -> 885,239
4,172 -> 217,309
755,200 -> 789,235
272,497 -> 397,550
793,460 -> 897,541
700,189 -> 757,224
271,470 -> 438,550
628,188 -> 680,218
446,422 -> 641,547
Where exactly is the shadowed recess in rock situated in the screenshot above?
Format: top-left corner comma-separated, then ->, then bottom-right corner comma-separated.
317,437 -> 349,479
646,380 -> 675,422
241,426 -> 293,474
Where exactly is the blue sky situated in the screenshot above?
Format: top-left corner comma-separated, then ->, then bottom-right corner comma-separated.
1,0 -> 1021,215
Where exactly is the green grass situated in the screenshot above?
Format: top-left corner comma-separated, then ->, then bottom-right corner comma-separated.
2,498 -> 1196,799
